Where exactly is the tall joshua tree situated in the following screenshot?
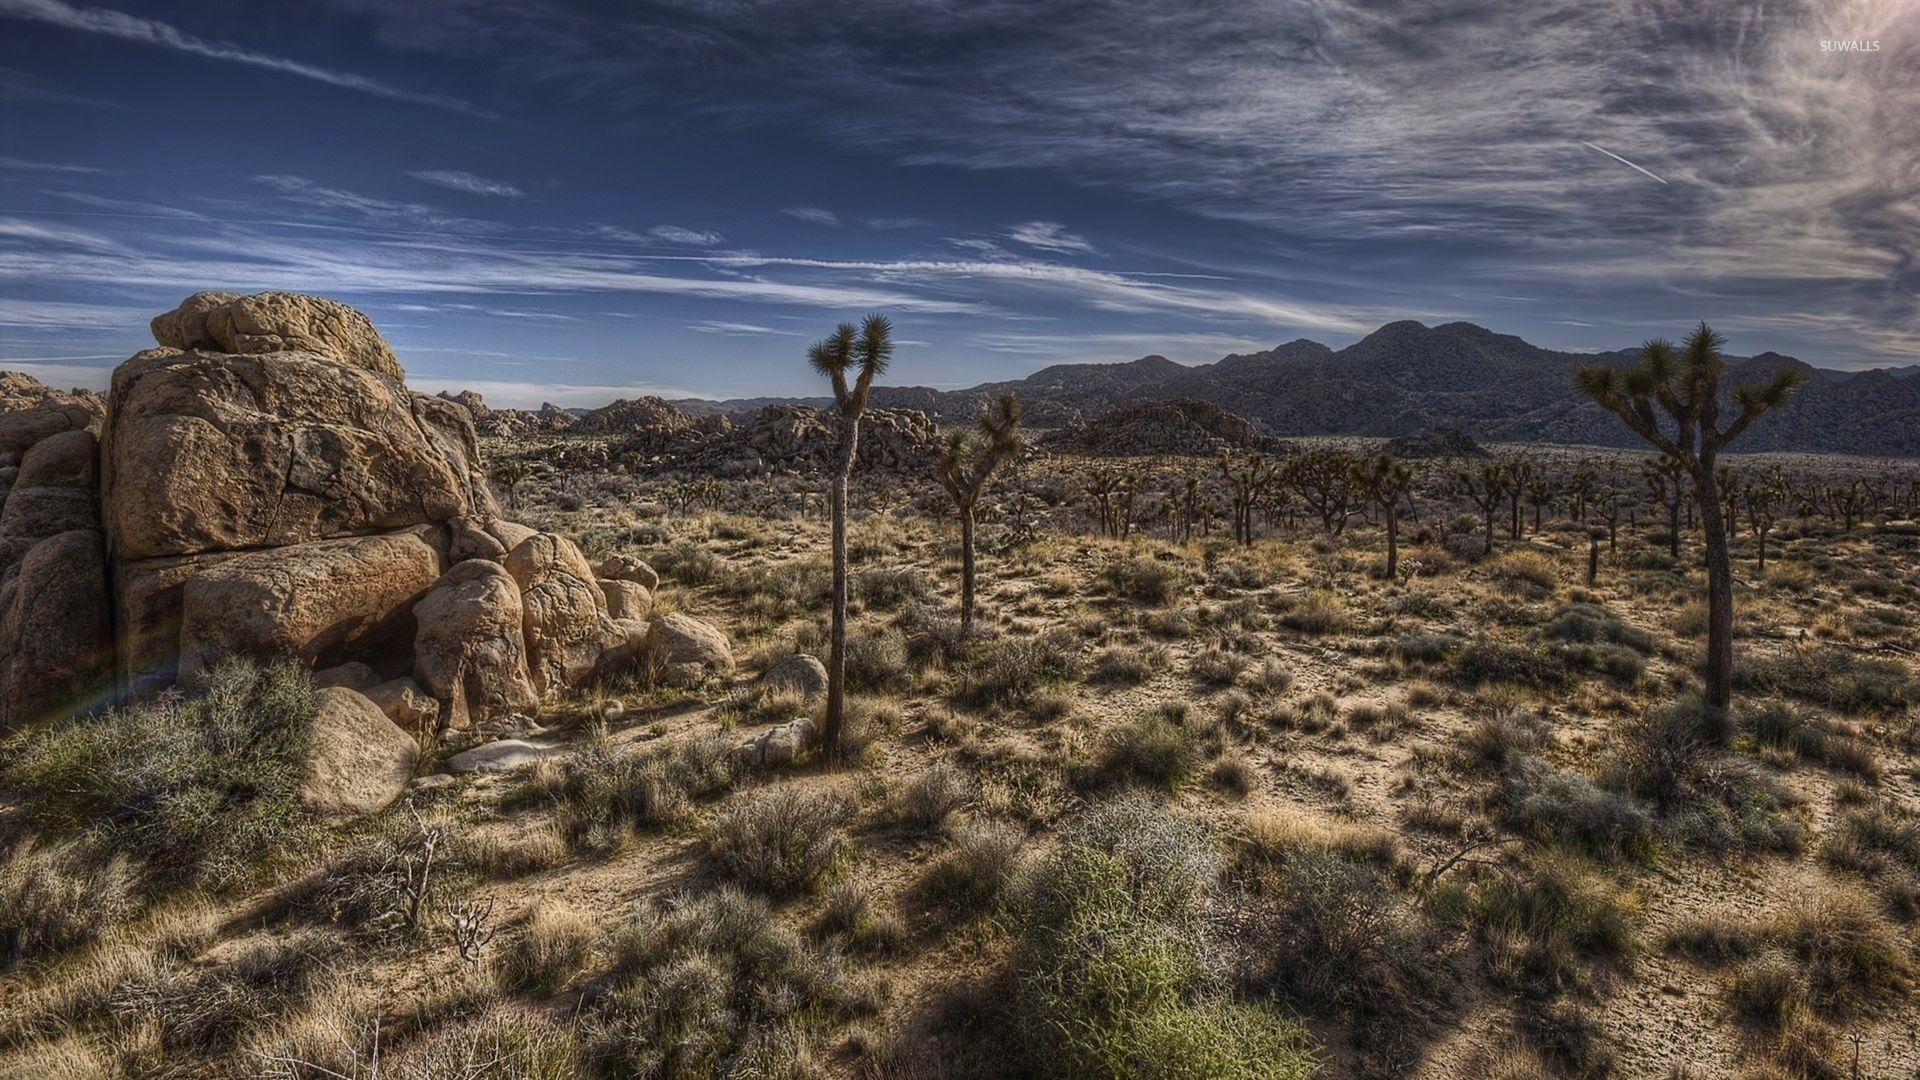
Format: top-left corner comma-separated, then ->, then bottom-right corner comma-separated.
934,393 -> 1023,633
809,315 -> 894,762
1363,453 -> 1415,579
1575,323 -> 1802,708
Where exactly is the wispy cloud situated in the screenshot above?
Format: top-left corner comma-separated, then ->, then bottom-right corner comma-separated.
1008,221 -> 1095,254
648,224 -> 724,245
782,206 -> 841,227
689,320 -> 801,336
407,169 -> 523,197
0,0 -> 491,117
0,154 -> 107,173
1577,141 -> 1668,186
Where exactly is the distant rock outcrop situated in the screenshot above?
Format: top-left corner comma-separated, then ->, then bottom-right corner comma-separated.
1381,426 -> 1488,459
1039,398 -> 1273,457
0,294 -> 734,818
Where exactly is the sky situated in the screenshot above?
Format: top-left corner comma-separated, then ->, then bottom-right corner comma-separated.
0,0 -> 1914,406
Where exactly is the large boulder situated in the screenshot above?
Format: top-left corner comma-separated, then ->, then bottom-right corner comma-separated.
300,687 -> 419,821
503,533 -> 613,694
642,612 -> 734,687
16,429 -> 97,489
413,558 -> 539,729
762,653 -> 828,699
596,553 -> 659,591
0,529 -> 113,732
103,348 -> 494,560
599,578 -> 653,621
152,291 -> 404,380
363,677 -> 441,733
176,528 -> 445,678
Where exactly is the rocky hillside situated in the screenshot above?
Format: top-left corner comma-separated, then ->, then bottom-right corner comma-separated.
1039,397 -> 1278,457
683,322 -> 1920,457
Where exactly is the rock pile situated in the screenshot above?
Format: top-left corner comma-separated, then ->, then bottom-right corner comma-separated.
0,292 -> 735,818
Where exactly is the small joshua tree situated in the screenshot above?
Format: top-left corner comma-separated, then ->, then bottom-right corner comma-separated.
1456,460 -> 1511,555
934,393 -> 1022,633
809,315 -> 893,763
492,459 -> 529,511
1576,322 -> 1803,708
1362,453 -> 1415,579
1642,454 -> 1688,558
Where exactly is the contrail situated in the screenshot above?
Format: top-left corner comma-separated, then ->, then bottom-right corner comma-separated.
1579,140 -> 1669,185
0,0 -> 494,119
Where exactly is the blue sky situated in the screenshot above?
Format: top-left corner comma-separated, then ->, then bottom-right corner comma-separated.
0,0 -> 1913,406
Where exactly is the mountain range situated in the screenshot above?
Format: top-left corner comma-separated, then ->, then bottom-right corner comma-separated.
675,321 -> 1920,457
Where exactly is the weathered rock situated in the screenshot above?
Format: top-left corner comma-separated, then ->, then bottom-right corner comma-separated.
0,486 -> 96,546
445,738 -> 558,774
16,429 -> 96,489
413,559 -> 539,729
0,398 -> 102,458
599,578 -> 653,621
104,348 -> 493,560
448,516 -> 507,562
485,519 -> 537,551
642,612 -> 734,687
176,528 -> 444,678
0,530 -> 113,732
300,687 -> 418,821
115,551 -> 234,694
314,661 -> 379,691
762,653 -> 828,699
595,553 -> 660,590
503,534 -> 611,694
734,717 -> 815,768
364,677 -> 441,732
153,291 -> 404,380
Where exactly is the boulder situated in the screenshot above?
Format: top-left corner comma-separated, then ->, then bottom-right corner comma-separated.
448,516 -> 507,562
300,687 -> 418,821
444,738 -> 559,774
0,399 -> 101,459
103,348 -> 493,560
314,661 -> 379,691
176,528 -> 444,678
762,653 -> 828,699
0,529 -> 113,732
413,559 -> 539,729
596,553 -> 660,590
114,551 -> 235,694
734,717 -> 816,768
152,291 -> 404,380
0,486 -> 96,548
642,612 -> 734,687
485,519 -> 537,551
16,429 -> 96,489
503,534 -> 611,693
599,578 -> 653,621
364,677 -> 441,732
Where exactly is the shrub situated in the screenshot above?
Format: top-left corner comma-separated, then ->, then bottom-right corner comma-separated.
1448,852 -> 1640,994
588,887 -> 858,1077
708,785 -> 855,897
1101,714 -> 1198,788
1191,647 -> 1250,687
499,902 -> 599,995
1544,602 -> 1655,653
1746,702 -> 1879,780
1100,556 -> 1189,606
1089,644 -> 1166,686
1008,793 -> 1315,1079
891,762 -> 972,834
918,820 -> 1030,913
537,732 -> 740,852
1735,646 -> 1915,713
1502,754 -> 1657,863
1390,631 -> 1463,664
854,566 -> 929,610
1450,639 -> 1568,690
1488,551 -> 1559,596
815,878 -> 907,954
0,841 -> 136,971
952,630 -> 1080,707
1279,590 -> 1350,635
4,659 -> 315,888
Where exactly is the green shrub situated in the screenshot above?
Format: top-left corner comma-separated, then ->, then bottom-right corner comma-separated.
1009,794 -> 1316,1079
500,902 -> 599,996
1279,590 -> 1350,635
918,820 -> 1030,913
537,731 -> 739,853
1441,851 -> 1639,995
1450,639 -> 1568,690
952,630 -> 1080,707
1746,702 -> 1880,780
1544,602 -> 1655,652
708,785 -> 855,897
1735,646 -> 1915,713
4,659 -> 316,888
891,762 -> 972,834
1502,754 -> 1657,864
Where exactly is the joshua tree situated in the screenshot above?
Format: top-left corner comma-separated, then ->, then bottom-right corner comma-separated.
492,459 -> 530,511
1219,452 -> 1279,546
1575,322 -> 1803,708
808,314 -> 894,763
1286,450 -> 1364,535
1363,453 -> 1416,579
1641,454 -> 1688,559
1505,457 -> 1534,540
1456,460 -> 1510,555
1742,466 -> 1786,572
934,393 -> 1023,633
1524,476 -> 1556,535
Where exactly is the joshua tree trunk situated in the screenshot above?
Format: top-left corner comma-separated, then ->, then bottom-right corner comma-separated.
1587,531 -> 1600,585
959,505 -> 977,633
824,428 -> 857,761
1695,468 -> 1735,709
1384,501 -> 1400,579
1667,496 -> 1682,559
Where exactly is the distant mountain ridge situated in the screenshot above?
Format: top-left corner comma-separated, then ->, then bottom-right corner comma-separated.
670,321 -> 1920,457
